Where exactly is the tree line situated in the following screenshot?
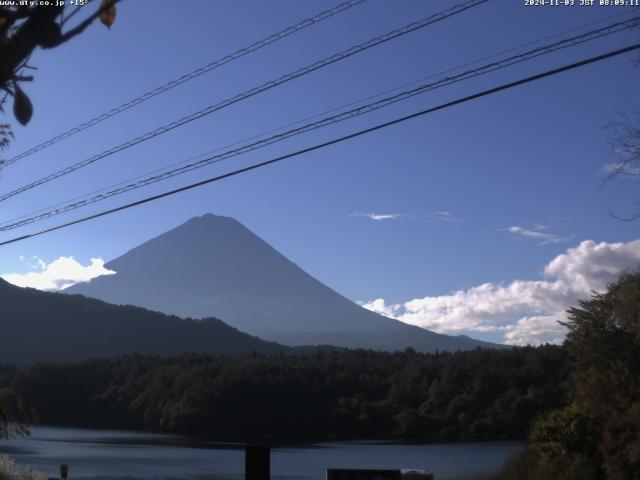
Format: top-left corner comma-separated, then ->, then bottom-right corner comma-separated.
0,344 -> 568,444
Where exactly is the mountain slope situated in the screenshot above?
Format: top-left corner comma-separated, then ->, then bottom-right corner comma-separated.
68,214 -> 500,352
0,278 -> 293,364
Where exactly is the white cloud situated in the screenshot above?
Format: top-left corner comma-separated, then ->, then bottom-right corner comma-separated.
350,213 -> 404,221
360,298 -> 401,318
18,255 -> 46,271
350,211 -> 463,224
430,211 -> 463,223
360,239 -> 640,345
503,314 -> 567,346
507,225 -> 569,245
2,256 -> 115,291
544,239 -> 640,292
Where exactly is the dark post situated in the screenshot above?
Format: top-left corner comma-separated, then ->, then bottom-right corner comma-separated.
60,465 -> 68,480
245,445 -> 270,480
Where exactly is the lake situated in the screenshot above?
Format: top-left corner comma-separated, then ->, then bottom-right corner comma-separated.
0,426 -> 523,480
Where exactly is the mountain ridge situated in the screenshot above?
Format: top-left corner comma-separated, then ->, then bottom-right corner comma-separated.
0,277 -> 297,364
67,214 -> 502,352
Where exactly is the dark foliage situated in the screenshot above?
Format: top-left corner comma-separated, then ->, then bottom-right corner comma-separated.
0,387 -> 36,439
497,271 -> 640,480
0,345 -> 567,444
0,1 -> 119,130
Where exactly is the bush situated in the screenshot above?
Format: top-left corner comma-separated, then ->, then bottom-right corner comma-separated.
0,456 -> 45,480
496,447 -> 598,480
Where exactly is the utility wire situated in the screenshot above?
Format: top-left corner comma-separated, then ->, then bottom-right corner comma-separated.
3,8 -> 635,230
0,0 -> 489,203
1,15 -> 637,232
2,0 -> 368,167
18,1 -> 627,230
1,42 -> 638,248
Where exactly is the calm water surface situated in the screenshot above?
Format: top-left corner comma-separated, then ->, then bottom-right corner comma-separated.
0,426 -> 523,480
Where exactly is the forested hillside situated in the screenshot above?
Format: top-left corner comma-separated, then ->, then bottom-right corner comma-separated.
0,278 -> 294,363
0,345 -> 567,443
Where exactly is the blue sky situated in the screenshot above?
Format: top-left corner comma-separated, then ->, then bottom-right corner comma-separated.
1,0 -> 639,344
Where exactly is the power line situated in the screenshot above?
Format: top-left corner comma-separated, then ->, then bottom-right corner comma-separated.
2,0 -> 368,167
16,2 -> 625,230
1,42 -> 637,248
1,15 -> 637,232
0,0 -> 490,204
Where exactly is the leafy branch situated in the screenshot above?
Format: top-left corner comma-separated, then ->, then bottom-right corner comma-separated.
0,387 -> 37,439
0,0 -> 120,140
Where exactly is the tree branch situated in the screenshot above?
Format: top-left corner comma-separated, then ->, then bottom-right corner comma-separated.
56,0 -> 121,46
0,1 -> 121,93
606,205 -> 640,222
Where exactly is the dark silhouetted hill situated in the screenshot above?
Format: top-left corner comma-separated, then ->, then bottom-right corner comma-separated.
0,278 -> 293,364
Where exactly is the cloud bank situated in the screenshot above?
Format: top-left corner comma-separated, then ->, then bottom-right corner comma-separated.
360,239 -> 640,345
2,256 -> 115,291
